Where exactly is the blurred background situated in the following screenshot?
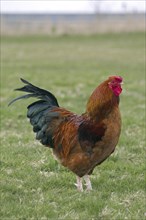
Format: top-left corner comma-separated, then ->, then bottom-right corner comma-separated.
1,1 -> 146,219
1,0 -> 145,35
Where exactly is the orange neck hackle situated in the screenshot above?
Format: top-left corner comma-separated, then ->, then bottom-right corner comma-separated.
86,77 -> 122,120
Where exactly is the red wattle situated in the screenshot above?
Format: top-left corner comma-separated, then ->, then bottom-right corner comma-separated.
113,86 -> 122,96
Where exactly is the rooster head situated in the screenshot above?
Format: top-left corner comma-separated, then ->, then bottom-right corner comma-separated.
108,76 -> 123,96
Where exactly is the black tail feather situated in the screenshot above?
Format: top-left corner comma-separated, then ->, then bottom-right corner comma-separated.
8,78 -> 59,107
9,78 -> 60,148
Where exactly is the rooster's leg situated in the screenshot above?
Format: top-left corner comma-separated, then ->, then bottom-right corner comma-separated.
75,176 -> 83,192
84,175 -> 92,191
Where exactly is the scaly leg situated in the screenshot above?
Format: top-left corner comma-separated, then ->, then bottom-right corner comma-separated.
75,176 -> 83,192
84,175 -> 92,191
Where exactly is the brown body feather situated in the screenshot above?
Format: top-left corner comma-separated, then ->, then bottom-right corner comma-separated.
48,78 -> 121,177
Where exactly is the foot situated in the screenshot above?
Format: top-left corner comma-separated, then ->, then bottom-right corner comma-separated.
75,176 -> 83,192
84,175 -> 92,191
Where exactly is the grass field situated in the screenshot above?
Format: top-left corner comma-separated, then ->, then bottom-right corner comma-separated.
1,32 -> 145,220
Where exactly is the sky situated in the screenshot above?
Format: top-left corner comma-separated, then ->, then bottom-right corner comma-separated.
1,0 -> 146,13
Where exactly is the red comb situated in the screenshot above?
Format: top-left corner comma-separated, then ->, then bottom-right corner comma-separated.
114,76 -> 123,83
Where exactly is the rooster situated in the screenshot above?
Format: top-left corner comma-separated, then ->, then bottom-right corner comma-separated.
9,76 -> 123,191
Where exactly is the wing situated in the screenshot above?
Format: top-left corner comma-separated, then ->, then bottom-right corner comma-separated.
27,100 -> 74,148
78,120 -> 106,155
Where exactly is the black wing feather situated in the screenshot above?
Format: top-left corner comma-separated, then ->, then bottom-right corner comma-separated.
78,120 -> 106,154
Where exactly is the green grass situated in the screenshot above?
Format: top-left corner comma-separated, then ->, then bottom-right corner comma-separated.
1,32 -> 145,220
